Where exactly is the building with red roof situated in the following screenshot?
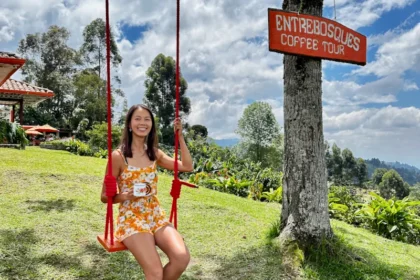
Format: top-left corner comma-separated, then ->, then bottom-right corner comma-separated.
0,51 -> 54,124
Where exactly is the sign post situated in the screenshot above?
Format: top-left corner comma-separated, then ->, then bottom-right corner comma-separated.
268,5 -> 367,256
268,8 -> 367,65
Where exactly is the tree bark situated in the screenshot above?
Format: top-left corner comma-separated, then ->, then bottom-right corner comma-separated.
280,0 -> 332,248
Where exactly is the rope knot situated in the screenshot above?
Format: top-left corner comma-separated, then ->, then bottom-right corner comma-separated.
170,179 -> 181,199
104,174 -> 117,197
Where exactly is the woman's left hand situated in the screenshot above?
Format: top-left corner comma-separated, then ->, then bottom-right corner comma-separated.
174,117 -> 183,136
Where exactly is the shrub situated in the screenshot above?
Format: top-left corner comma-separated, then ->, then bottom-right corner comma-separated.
261,186 -> 282,203
188,172 -> 209,185
86,122 -> 122,150
379,169 -> 409,199
328,186 -> 363,224
41,139 -> 95,157
355,192 -> 420,245
0,121 -> 29,149
204,176 -> 252,197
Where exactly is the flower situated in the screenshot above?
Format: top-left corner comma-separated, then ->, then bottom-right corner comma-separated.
146,172 -> 156,182
139,173 -> 146,181
153,206 -> 161,216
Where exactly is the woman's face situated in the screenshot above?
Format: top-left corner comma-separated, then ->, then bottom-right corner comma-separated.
130,107 -> 153,137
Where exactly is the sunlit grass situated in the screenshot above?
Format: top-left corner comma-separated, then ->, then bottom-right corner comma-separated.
1,147 -> 419,279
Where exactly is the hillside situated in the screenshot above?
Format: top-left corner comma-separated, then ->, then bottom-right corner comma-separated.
0,147 -> 419,280
365,158 -> 420,185
209,138 -> 420,185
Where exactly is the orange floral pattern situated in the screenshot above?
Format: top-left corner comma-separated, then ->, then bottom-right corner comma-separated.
115,155 -> 170,241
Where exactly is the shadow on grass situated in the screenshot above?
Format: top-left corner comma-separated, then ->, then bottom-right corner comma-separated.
25,199 -> 75,212
191,244 -> 288,280
0,228 -> 41,279
0,228 -> 144,279
303,234 -> 418,280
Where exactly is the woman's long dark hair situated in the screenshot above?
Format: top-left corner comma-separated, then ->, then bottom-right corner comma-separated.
120,104 -> 158,161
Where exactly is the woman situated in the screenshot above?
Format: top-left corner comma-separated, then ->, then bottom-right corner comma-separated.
101,104 -> 193,280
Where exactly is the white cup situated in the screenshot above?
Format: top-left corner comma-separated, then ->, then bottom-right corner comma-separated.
133,183 -> 149,197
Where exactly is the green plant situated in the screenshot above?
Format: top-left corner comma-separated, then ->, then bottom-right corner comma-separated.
204,176 -> 252,197
266,218 -> 281,239
188,171 -> 209,185
0,121 -> 29,149
355,192 -> 420,244
379,169 -> 408,199
246,168 -> 283,200
328,186 -> 363,225
328,192 -> 349,217
41,139 -> 95,157
86,122 -> 122,150
261,186 -> 283,203
409,187 -> 420,216
94,148 -> 109,158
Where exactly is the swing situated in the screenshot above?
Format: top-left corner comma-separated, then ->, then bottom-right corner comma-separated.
97,0 -> 198,253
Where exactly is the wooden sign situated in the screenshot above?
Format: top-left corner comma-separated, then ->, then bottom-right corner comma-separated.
268,8 -> 367,66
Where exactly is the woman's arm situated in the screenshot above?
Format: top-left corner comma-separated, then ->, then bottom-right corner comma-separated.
157,118 -> 194,172
100,150 -> 131,203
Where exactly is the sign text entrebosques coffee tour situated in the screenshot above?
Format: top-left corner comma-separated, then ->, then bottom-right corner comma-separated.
268,9 -> 367,65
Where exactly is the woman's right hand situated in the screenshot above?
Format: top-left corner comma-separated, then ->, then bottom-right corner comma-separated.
120,189 -> 136,201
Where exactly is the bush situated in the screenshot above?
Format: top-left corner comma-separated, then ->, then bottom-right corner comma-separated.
408,187 -> 420,216
355,192 -> 420,245
181,131 -> 285,202
261,186 -> 282,203
328,186 -> 363,225
204,176 -> 252,197
41,139 -> 95,157
86,122 -> 122,150
0,121 -> 29,149
379,169 -> 409,199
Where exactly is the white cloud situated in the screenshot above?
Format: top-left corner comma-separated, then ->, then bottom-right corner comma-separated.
322,74 -> 409,111
325,0 -> 415,30
325,106 -> 420,132
368,11 -> 420,47
325,106 -> 420,167
1,0 -> 420,166
354,23 -> 420,77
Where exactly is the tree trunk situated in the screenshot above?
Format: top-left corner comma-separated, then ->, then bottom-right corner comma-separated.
280,0 -> 332,249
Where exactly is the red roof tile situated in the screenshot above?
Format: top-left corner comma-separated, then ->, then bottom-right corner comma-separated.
0,51 -> 22,59
0,79 -> 54,106
0,79 -> 53,95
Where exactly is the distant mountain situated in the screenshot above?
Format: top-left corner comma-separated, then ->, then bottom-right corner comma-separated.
365,158 -> 420,186
386,161 -> 420,173
211,138 -> 239,147
209,140 -> 420,185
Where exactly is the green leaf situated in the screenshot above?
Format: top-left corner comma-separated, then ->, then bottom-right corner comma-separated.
389,225 -> 398,233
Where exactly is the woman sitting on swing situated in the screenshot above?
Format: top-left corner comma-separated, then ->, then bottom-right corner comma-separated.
100,104 -> 193,280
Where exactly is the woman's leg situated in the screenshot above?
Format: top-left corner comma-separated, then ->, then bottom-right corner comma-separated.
154,225 -> 190,280
123,233 -> 163,280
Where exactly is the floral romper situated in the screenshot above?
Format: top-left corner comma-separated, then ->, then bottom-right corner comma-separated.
115,150 -> 170,242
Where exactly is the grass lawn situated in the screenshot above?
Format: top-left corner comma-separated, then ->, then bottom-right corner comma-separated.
0,147 -> 419,280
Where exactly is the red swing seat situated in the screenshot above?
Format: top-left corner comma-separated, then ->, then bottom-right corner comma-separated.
97,234 -> 127,252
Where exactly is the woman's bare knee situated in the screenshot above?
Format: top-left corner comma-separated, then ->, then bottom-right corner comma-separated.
171,250 -> 190,271
144,266 -> 163,280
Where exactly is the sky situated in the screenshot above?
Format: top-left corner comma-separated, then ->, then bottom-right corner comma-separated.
1,0 -> 420,168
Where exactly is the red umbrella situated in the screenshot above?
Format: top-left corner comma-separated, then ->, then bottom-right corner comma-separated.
25,129 -> 42,135
35,124 -> 59,133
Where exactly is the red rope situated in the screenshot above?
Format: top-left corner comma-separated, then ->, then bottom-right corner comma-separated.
169,0 -> 181,229
102,0 -> 191,237
104,0 -> 117,245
